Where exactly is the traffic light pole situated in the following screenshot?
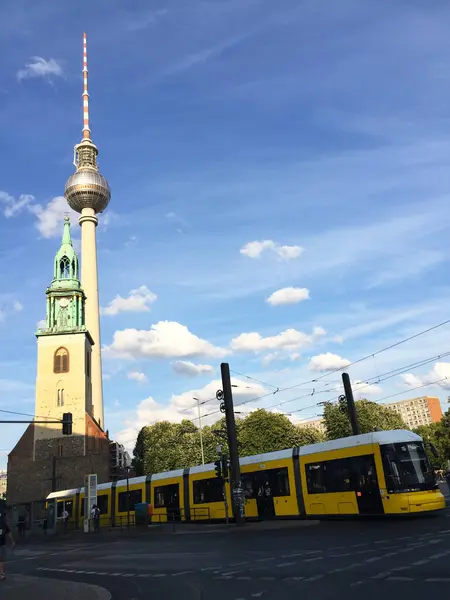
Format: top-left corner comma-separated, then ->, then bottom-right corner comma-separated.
220,362 -> 245,525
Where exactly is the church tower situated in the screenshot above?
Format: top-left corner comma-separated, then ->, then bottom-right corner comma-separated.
64,33 -> 110,429
34,217 -> 94,457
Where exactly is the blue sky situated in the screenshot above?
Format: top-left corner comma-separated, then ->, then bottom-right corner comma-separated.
2,0 -> 450,469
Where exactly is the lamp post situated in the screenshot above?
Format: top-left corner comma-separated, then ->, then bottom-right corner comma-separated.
193,397 -> 205,465
125,465 -> 131,528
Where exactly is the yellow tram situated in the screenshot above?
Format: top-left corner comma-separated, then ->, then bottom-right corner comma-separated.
47,430 -> 445,526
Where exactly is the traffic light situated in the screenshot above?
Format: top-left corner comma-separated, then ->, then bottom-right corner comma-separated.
214,459 -> 222,478
221,455 -> 229,480
62,412 -> 73,435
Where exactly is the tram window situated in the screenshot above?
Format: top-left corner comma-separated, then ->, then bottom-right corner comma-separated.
97,494 -> 109,514
326,459 -> 352,493
57,500 -> 73,518
241,473 -> 257,499
241,468 -> 290,498
118,489 -> 142,512
306,463 -> 327,493
193,478 -> 223,504
270,468 -> 290,496
153,484 -> 180,509
381,442 -> 435,493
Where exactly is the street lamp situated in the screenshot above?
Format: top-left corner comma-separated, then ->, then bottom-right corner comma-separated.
125,465 -> 132,528
193,397 -> 205,465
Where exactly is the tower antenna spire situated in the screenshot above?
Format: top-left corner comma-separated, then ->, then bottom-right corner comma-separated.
82,32 -> 90,140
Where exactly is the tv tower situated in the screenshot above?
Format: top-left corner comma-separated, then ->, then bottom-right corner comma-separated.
64,33 -> 110,429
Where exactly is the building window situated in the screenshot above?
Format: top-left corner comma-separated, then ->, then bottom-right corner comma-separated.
57,443 -> 63,457
86,352 -> 91,377
56,477 -> 64,491
193,478 -> 223,504
54,347 -> 69,373
57,389 -> 64,407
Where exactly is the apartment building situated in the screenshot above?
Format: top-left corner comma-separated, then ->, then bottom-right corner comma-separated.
386,396 -> 443,429
0,471 -> 6,498
298,417 -> 327,435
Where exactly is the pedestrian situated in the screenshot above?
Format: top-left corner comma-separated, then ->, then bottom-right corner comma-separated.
0,508 -> 15,581
90,504 -> 100,533
94,505 -> 100,533
61,508 -> 69,534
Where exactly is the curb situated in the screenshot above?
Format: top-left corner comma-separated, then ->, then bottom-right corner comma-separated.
3,575 -> 111,600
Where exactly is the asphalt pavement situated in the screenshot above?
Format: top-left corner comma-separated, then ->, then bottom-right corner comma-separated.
4,504 -> 450,600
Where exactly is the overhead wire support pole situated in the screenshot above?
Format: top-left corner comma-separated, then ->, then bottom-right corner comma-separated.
342,372 -> 361,436
220,362 -> 245,526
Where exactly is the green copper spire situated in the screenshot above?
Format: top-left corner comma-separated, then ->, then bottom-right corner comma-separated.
52,216 -> 80,287
37,218 -> 87,335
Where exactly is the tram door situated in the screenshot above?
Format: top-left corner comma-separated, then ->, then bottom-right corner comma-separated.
355,455 -> 384,515
156,484 -> 181,521
255,472 -> 275,519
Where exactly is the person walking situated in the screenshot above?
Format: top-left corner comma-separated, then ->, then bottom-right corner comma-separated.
93,505 -> 100,533
0,509 -> 15,581
61,508 -> 69,534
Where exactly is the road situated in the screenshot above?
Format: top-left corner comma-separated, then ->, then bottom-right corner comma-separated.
4,506 -> 450,600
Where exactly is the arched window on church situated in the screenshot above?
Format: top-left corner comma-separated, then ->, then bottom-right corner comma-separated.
59,256 -> 71,279
54,348 -> 69,374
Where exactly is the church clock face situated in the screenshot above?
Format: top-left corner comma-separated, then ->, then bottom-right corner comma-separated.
58,297 -> 69,308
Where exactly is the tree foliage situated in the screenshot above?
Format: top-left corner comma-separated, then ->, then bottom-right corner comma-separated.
415,409 -> 450,470
323,398 -> 407,440
133,409 -> 325,475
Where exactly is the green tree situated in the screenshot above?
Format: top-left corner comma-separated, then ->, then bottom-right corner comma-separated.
295,426 -> 326,446
239,409 -> 304,456
323,398 -> 407,440
435,408 -> 450,466
132,426 -> 150,476
414,422 -> 447,470
133,409 -> 329,476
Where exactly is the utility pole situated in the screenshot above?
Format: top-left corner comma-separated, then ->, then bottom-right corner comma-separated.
193,396 -> 205,465
220,362 -> 245,525
342,372 -> 361,435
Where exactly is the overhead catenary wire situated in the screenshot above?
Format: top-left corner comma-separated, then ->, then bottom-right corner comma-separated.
219,319 -> 450,411
0,408 -> 61,422
117,320 -> 450,447
229,369 -> 280,391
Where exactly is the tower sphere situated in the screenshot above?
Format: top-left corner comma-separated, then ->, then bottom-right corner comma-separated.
64,169 -> 111,214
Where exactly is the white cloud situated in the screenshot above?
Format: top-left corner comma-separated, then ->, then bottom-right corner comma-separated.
172,361 -> 214,377
240,239 -> 303,260
127,371 -> 148,384
36,319 -> 46,329
231,326 -> 324,354
0,191 -> 34,218
113,377 -> 266,452
17,57 -> 63,81
266,287 -> 310,306
308,352 -> 351,372
28,196 -> 78,238
103,321 -> 228,360
13,301 -> 23,312
352,380 -> 382,397
101,285 -> 157,316
401,362 -> 450,390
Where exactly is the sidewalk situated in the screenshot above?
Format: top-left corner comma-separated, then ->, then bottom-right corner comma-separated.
0,575 -> 110,599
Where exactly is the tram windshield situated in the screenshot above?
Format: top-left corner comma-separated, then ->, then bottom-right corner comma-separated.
381,441 -> 437,493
